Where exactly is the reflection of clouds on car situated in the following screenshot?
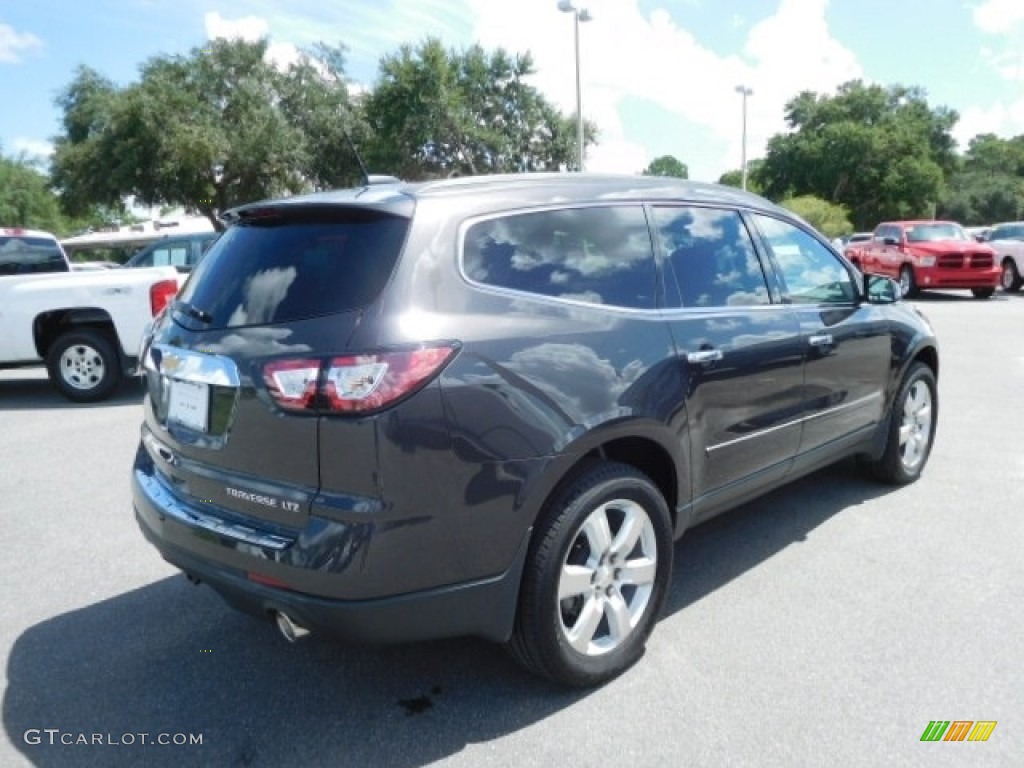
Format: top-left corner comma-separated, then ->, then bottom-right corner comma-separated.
227,267 -> 297,326
506,342 -> 645,419
466,207 -> 656,308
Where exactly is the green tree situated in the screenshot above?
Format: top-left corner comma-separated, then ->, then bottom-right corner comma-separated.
363,38 -> 588,178
0,148 -> 64,231
718,159 -> 764,194
938,134 -> 1024,223
757,81 -> 958,229
51,39 -> 362,230
779,195 -> 852,238
643,155 -> 688,178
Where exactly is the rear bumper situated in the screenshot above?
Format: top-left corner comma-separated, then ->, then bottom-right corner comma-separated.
132,459 -> 531,645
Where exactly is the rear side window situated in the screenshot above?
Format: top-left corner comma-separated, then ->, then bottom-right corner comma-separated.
463,206 -> 657,309
0,235 -> 69,275
150,244 -> 190,268
654,206 -> 770,308
177,210 -> 409,329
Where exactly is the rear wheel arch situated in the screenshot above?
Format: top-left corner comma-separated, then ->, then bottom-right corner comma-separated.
33,308 -> 123,362
529,433 -> 682,536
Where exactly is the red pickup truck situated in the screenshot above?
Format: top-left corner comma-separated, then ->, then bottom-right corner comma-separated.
845,220 -> 1001,299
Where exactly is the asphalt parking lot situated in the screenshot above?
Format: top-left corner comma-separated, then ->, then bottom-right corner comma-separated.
1,292 -> 1021,768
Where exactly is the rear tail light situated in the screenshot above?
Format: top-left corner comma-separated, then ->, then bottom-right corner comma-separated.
150,279 -> 179,316
263,358 -> 321,411
262,344 -> 457,414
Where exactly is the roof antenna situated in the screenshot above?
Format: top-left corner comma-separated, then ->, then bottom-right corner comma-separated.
343,128 -> 399,187
344,130 -> 371,186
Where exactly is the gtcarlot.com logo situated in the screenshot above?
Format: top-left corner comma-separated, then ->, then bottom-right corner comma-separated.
24,729 -> 203,747
920,721 -> 997,742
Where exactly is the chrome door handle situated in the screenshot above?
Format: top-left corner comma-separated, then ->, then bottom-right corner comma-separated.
686,349 -> 723,364
809,334 -> 834,347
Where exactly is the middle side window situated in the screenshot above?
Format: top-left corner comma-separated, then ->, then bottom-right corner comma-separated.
654,206 -> 771,308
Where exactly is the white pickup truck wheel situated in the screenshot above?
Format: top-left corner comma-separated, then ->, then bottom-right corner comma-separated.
46,329 -> 122,402
1001,259 -> 1022,292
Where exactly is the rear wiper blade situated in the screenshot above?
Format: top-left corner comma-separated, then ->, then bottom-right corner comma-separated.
174,299 -> 212,324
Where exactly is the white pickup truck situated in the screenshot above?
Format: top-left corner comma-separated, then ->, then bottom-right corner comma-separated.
983,221 -> 1024,292
0,227 -> 182,402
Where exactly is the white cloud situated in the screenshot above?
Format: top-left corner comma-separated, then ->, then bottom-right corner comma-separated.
11,138 -> 53,159
0,23 -> 43,63
203,11 -> 302,70
468,0 -> 861,180
204,11 -> 269,41
973,0 -> 1024,35
955,101 -> 1024,150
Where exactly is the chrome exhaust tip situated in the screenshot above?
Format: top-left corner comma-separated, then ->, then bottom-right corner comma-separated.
275,611 -> 311,643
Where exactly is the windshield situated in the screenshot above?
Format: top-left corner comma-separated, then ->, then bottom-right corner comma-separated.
905,223 -> 968,243
0,235 -> 69,275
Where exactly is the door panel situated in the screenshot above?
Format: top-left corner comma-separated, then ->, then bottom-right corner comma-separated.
653,206 -> 805,502
750,214 -> 890,456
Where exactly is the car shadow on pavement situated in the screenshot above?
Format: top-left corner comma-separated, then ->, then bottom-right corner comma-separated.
3,461 -> 894,768
0,373 -> 144,411
664,459 -> 892,618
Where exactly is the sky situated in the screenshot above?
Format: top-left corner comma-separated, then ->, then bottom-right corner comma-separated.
2,0 -> 1024,183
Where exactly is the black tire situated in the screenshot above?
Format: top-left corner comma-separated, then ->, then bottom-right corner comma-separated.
1000,259 -> 1022,292
865,362 -> 937,485
899,265 -> 918,298
971,287 -> 995,299
45,329 -> 122,403
507,461 -> 673,687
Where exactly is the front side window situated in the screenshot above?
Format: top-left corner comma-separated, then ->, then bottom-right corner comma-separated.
654,206 -> 770,308
463,206 -> 657,309
753,215 -> 857,304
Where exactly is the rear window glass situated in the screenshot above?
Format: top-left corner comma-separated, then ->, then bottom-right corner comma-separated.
0,235 -> 69,275
176,210 -> 409,329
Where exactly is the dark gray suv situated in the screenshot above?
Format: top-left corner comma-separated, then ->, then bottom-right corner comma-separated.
132,174 -> 939,686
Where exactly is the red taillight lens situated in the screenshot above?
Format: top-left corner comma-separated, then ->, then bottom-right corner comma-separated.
149,279 -> 179,316
324,346 -> 455,413
261,345 -> 456,414
263,358 -> 321,411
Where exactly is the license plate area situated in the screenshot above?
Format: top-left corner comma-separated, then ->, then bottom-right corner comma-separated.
167,378 -> 210,432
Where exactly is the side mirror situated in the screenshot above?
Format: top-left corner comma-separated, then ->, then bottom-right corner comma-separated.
865,273 -> 900,304
882,237 -> 899,247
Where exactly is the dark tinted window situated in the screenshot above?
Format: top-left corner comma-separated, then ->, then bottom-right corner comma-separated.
991,224 -> 1024,240
754,215 -> 856,304
463,206 -> 656,309
655,206 -> 770,308
177,210 -> 409,329
0,235 -> 69,275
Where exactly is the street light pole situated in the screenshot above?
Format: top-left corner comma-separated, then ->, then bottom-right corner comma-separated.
558,1 -> 592,172
735,85 -> 753,190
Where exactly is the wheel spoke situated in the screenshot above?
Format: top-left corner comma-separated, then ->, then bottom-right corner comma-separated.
609,504 -> 646,559
580,506 -> 613,555
565,594 -> 604,653
898,423 -> 914,447
559,564 -> 594,600
619,556 -> 656,587
604,591 -> 633,644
